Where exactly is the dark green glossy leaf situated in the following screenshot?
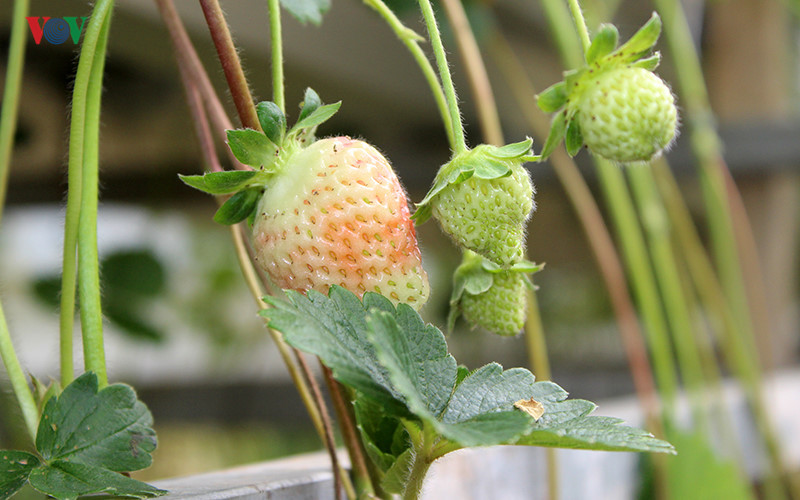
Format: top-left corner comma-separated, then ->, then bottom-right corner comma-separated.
297,88 -> 322,123
36,372 -> 157,473
280,0 -> 331,25
213,188 -> 261,225
540,110 -> 568,159
537,82 -> 568,113
586,24 -> 619,64
226,129 -> 278,168
28,460 -> 165,500
0,451 -> 39,499
256,101 -> 286,146
565,119 -> 584,156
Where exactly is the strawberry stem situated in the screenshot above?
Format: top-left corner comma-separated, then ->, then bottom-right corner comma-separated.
268,0 -> 285,112
566,0 -> 591,59
0,303 -> 38,443
418,0 -> 467,154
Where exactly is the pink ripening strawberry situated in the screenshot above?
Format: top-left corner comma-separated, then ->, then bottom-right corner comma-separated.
180,90 -> 430,310
252,136 -> 429,308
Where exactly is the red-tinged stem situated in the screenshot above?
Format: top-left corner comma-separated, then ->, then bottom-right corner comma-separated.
198,0 -> 261,132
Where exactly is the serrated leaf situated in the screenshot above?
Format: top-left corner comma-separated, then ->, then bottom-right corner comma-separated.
0,451 -> 39,499
540,110 -> 568,159
291,101 -> 341,133
565,119 -> 584,156
179,170 -> 258,195
213,188 -> 261,225
36,372 -> 157,473
226,129 -> 278,168
28,460 -> 165,500
280,0 -> 331,25
537,82 -> 568,113
256,102 -> 286,146
297,88 -> 322,123
380,448 -> 414,495
586,24 -> 619,64
614,12 -> 661,60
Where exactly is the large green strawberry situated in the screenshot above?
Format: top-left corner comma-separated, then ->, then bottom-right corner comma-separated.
447,251 -> 542,336
538,13 -> 678,164
414,140 -> 537,267
180,90 -> 430,310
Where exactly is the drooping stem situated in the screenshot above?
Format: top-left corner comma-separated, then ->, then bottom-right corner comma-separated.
199,0 -> 261,131
566,0 -> 591,57
439,0 -> 503,146
0,0 -> 29,226
267,0 -> 285,112
418,0 -> 467,153
0,301 -> 38,442
362,0 -> 453,150
67,0 -> 115,387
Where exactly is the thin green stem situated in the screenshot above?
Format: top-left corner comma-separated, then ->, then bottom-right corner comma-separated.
595,160 -> 678,412
540,0 -> 583,68
267,0 -> 285,112
417,0 -> 467,153
0,0 -> 29,225
566,0 -> 591,58
0,301 -> 38,442
402,425 -> 436,500
363,0 -> 453,150
73,0 -> 114,387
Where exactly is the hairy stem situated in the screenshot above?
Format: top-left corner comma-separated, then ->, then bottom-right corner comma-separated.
566,0 -> 591,57
362,0 -> 453,150
0,301 -> 38,441
267,0 -> 285,112
418,0 -> 467,153
199,0 -> 261,131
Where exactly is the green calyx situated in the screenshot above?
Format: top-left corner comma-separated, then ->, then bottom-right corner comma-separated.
538,12 -> 676,162
178,88 -> 341,225
447,250 -> 543,336
413,138 -> 538,224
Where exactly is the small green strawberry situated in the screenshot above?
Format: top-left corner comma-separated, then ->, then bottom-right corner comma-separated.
414,140 -> 537,267
538,12 -> 678,163
448,251 -> 542,336
180,90 -> 430,310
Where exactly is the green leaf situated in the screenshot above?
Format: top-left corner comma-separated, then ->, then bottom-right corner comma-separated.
213,188 -> 262,225
380,448 -> 414,495
291,101 -> 342,133
28,460 -> 164,500
0,451 -> 39,499
36,372 -> 158,472
537,82 -> 568,113
485,138 -> 534,159
633,52 -> 662,71
540,110 -> 568,159
179,170 -> 259,195
353,398 -> 407,474
226,129 -> 278,168
614,12 -> 661,61
256,101 -> 286,146
586,24 -> 619,64
297,88 -> 322,123
279,0 -> 331,25
565,119 -> 584,156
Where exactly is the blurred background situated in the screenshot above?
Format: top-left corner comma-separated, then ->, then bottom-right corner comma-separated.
0,0 -> 798,493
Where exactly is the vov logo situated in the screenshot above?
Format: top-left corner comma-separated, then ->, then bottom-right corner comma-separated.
26,16 -> 89,45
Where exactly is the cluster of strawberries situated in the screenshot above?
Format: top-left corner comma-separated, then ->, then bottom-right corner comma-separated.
184,14 -> 677,337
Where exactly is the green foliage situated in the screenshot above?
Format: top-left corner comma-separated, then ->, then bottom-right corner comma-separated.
279,0 -> 331,25
213,187 -> 262,225
179,170 -> 260,195
0,373 -> 164,500
262,287 -> 674,478
225,130 -> 279,169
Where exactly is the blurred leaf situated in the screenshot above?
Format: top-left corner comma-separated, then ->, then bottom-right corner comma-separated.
586,24 -> 619,64
102,250 -> 165,298
280,0 -> 331,25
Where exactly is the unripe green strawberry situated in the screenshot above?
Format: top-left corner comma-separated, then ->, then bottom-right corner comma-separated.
252,136 -> 430,309
460,269 -> 527,337
415,141 -> 536,267
577,67 -> 677,163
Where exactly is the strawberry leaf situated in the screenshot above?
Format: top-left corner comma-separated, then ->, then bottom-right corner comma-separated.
0,452 -> 39,499
226,129 -> 278,168
613,12 -> 661,62
633,52 -> 662,71
586,24 -> 619,64
263,287 -> 674,455
537,82 -> 568,113
290,101 -> 341,134
256,101 -> 286,146
280,0 -> 331,25
540,110 -> 568,159
179,170 -> 259,195
565,119 -> 584,156
28,461 -> 164,500
297,88 -> 322,123
213,187 -> 261,225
